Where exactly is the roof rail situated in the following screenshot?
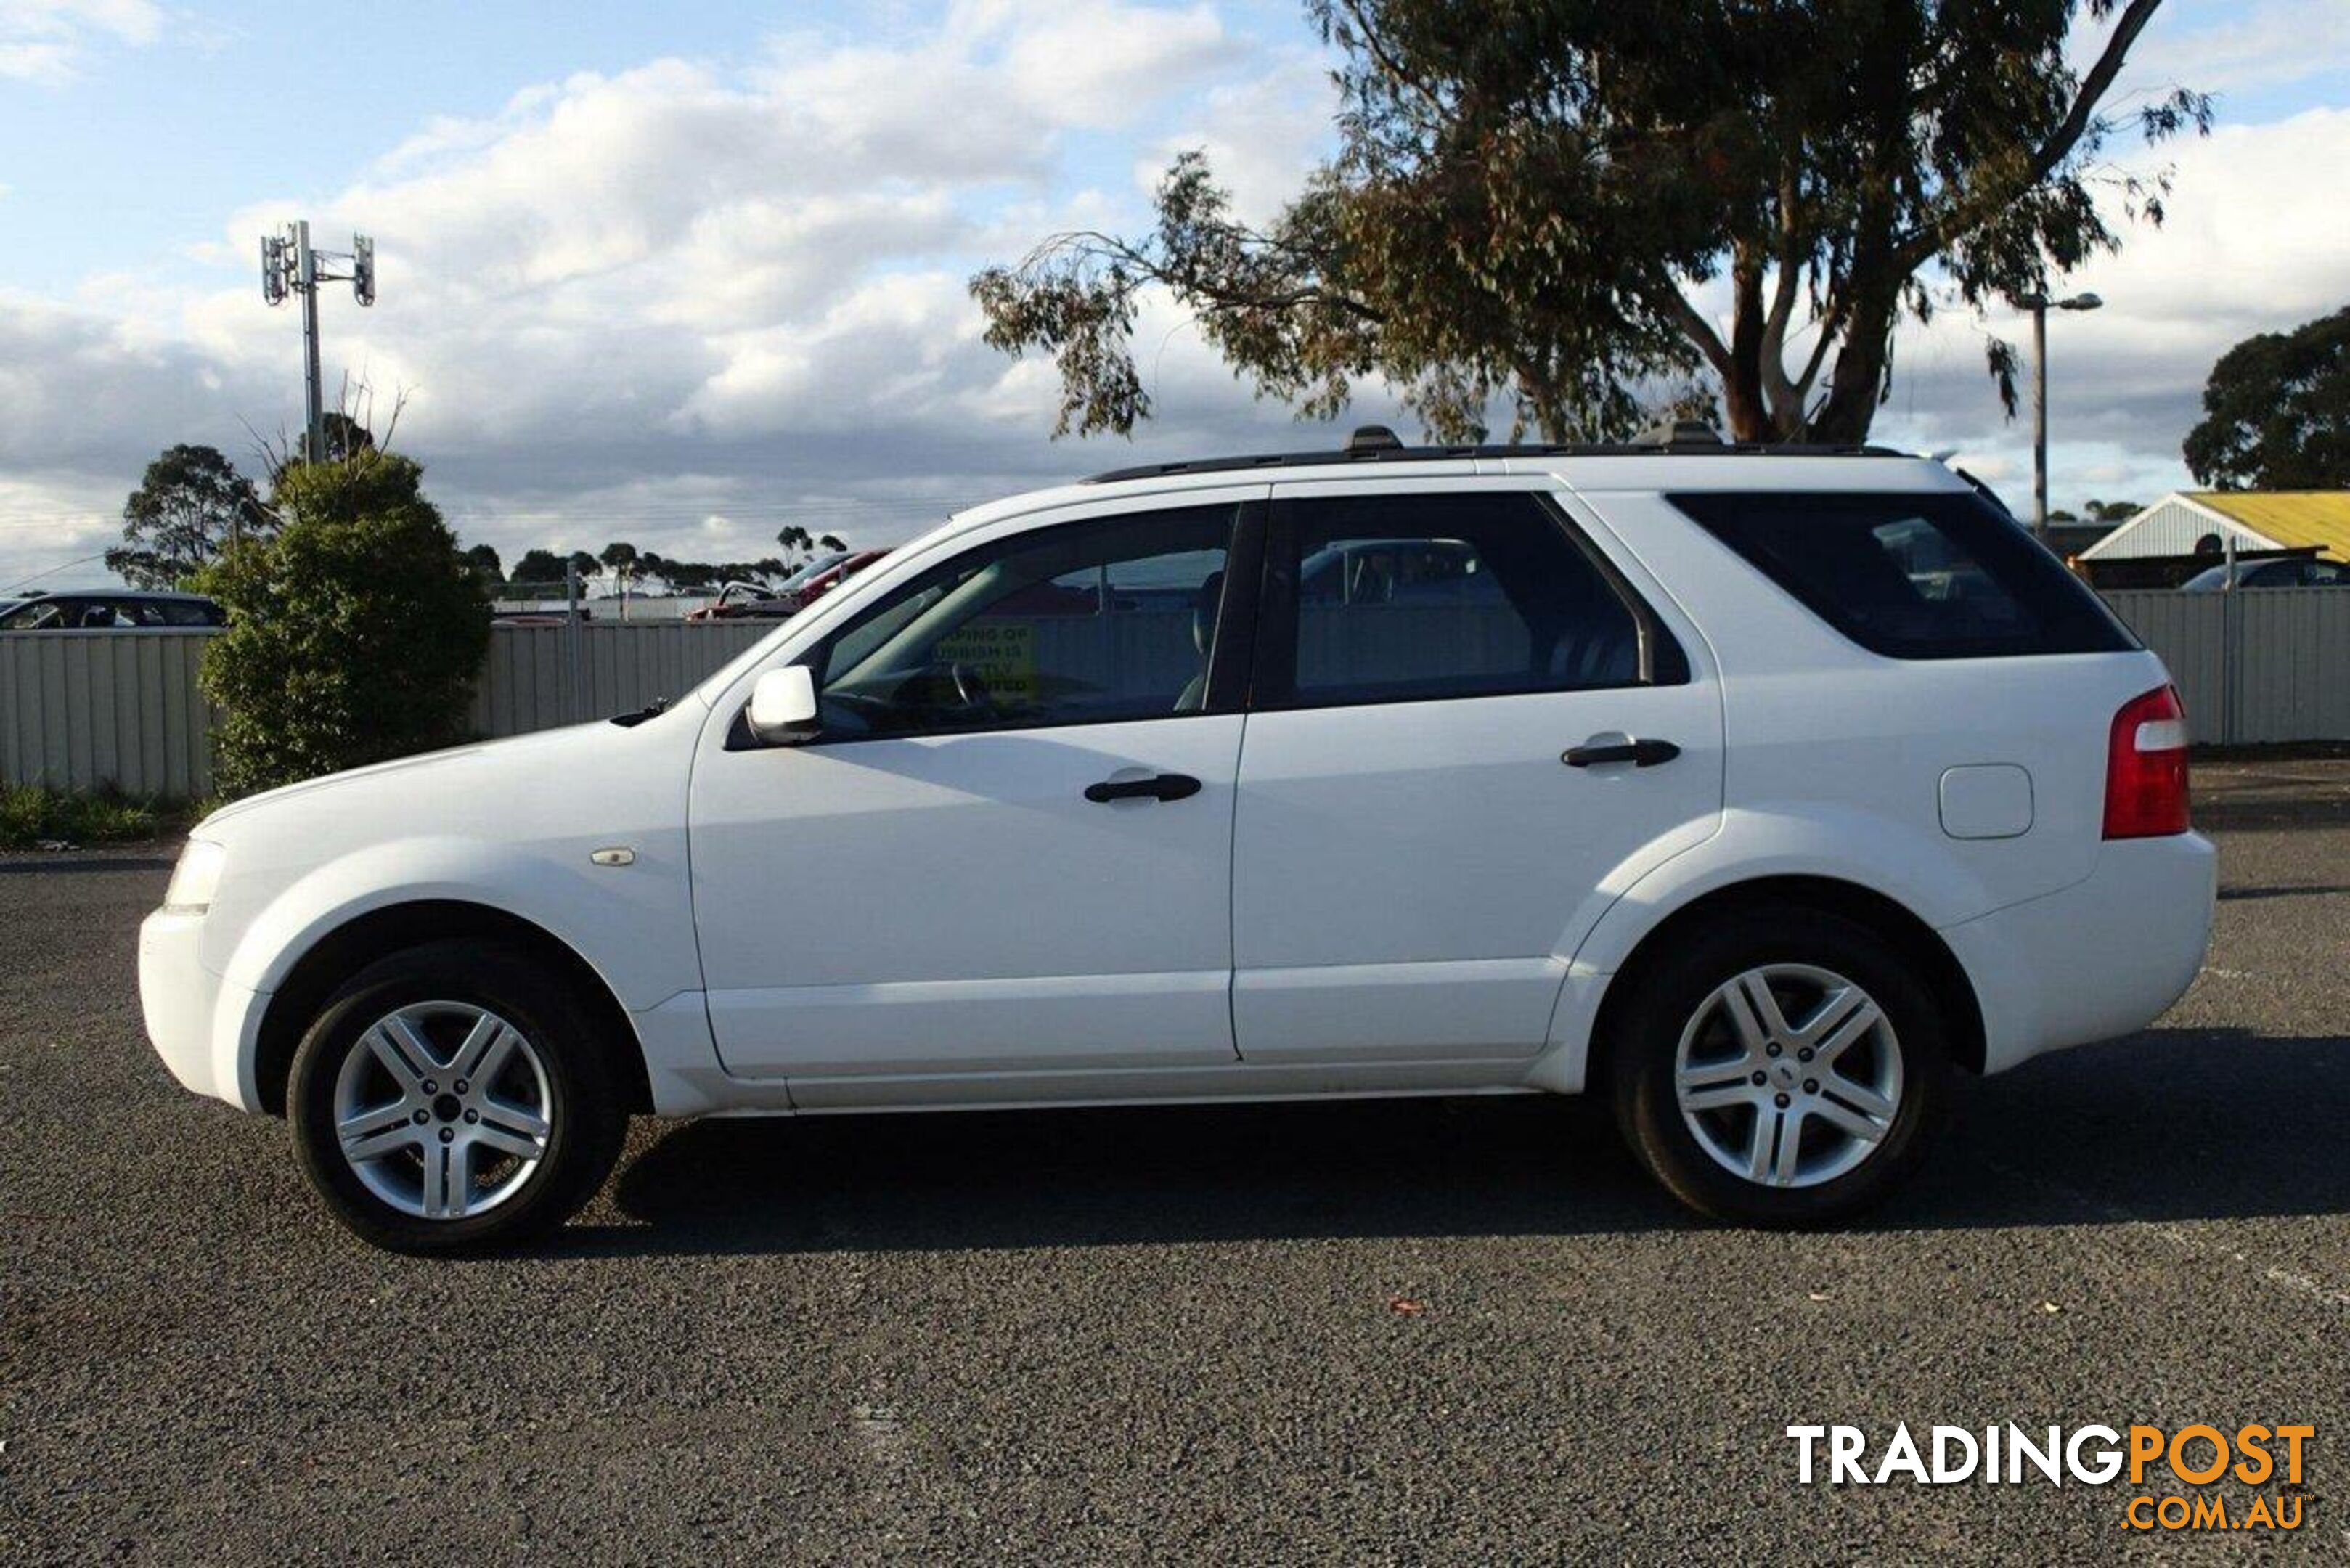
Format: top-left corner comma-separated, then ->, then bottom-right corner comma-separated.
1082,428 -> 1908,484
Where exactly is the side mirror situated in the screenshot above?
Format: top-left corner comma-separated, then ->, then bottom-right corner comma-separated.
746,665 -> 820,745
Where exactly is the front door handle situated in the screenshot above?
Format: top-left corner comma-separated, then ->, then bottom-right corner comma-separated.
1562,738 -> 1681,769
1084,772 -> 1203,804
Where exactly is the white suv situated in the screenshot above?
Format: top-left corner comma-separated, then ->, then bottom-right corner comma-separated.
139,433 -> 2216,1250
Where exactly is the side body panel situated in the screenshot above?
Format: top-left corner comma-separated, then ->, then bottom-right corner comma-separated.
1524,471 -> 2207,1090
686,483 -> 1270,1098
1229,475 -> 1726,1065
183,713 -> 717,1112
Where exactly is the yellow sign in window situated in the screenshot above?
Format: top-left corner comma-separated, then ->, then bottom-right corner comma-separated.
934,621 -> 1039,703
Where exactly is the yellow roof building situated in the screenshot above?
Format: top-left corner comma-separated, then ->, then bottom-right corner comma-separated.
2080,491 -> 2350,561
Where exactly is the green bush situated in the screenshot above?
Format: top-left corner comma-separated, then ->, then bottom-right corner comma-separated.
0,785 -> 176,849
196,452 -> 489,798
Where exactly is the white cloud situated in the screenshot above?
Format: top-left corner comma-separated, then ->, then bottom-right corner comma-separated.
1866,106 -> 2350,510
4,3 -> 2346,585
0,0 -> 161,82
0,3 -> 1314,585
2122,0 -> 2350,97
1142,47 -> 1334,223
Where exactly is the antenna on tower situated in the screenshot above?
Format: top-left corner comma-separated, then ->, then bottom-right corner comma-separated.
260,221 -> 378,462
260,234 -> 289,305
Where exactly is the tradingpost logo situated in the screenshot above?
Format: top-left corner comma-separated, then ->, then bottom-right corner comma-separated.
1786,1422 -> 2312,1533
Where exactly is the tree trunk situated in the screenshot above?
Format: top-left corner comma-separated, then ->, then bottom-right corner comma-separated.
1721,245 -> 1771,442
1806,275 -> 1901,443
1721,365 -> 1771,442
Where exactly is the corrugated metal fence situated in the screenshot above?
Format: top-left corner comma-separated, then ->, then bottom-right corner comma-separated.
3,621 -> 771,795
4,592 -> 2346,795
469,621 -> 770,738
0,630 -> 216,797
2098,588 -> 2350,746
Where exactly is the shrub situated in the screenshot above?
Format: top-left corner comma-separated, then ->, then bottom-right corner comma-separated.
0,785 -> 173,849
197,452 -> 489,798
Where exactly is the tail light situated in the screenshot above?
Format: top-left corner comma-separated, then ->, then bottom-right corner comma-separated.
2103,685 -> 2190,838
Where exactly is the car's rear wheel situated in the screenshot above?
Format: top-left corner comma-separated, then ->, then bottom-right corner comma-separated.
287,940 -> 625,1252
1609,907 -> 1951,1225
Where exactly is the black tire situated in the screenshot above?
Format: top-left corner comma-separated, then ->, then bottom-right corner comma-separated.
1607,907 -> 1951,1227
287,940 -> 627,1253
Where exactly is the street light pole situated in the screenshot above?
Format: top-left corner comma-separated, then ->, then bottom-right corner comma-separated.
2018,290 -> 2103,536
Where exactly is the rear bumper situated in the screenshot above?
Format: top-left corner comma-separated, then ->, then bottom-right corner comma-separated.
1941,832 -> 2216,1074
139,907 -> 262,1109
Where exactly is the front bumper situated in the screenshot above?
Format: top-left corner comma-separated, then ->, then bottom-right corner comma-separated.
1941,831 -> 2218,1074
138,907 -> 261,1108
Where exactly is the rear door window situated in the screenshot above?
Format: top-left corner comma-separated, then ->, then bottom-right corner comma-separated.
1263,491 -> 1681,707
1670,491 -> 2135,658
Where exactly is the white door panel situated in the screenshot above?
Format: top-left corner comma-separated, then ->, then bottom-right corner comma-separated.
695,716 -> 1244,1077
1232,478 -> 1726,1063
1231,956 -> 1569,1064
705,968 -> 1234,1078
1232,685 -> 1723,1060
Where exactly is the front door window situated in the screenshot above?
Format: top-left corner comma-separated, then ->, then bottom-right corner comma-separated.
807,505 -> 1239,740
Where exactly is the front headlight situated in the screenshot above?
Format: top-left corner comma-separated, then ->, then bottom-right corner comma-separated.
163,837 -> 227,913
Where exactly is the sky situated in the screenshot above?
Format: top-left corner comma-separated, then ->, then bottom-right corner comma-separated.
2,0 -> 2348,591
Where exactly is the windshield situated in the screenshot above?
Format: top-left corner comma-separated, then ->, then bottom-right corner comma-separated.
772,553 -> 848,592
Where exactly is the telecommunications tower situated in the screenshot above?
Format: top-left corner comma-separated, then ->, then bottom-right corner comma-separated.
261,221 -> 376,462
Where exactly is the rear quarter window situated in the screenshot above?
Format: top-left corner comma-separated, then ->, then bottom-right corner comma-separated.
1668,491 -> 2136,659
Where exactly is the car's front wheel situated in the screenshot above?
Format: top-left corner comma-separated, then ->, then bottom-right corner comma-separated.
287,941 -> 626,1252
1609,907 -> 1951,1226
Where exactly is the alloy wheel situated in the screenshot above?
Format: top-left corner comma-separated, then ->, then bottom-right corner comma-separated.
330,1000 -> 554,1220
1672,963 -> 1904,1189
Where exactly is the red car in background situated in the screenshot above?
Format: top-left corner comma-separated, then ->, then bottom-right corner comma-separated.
781,550 -> 889,611
687,550 -> 891,622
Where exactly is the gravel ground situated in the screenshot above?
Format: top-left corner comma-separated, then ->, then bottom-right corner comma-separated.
4,759 -> 2346,1562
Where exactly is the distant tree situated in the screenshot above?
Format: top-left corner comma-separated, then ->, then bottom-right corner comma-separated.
263,412 -> 378,484
818,533 -> 846,553
509,548 -> 565,588
2084,498 -> 2142,523
598,541 -> 640,582
566,550 -> 600,584
462,542 -> 504,587
107,444 -> 272,589
319,412 -> 375,462
197,451 -> 489,796
775,525 -> 815,565
974,0 -> 2203,444
2047,507 -> 2079,523
2183,306 -> 2350,490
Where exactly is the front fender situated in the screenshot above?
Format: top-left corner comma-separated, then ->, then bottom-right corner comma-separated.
207,833 -> 702,1113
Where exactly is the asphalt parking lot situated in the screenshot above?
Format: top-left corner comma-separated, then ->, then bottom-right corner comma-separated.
4,759 -> 2346,1561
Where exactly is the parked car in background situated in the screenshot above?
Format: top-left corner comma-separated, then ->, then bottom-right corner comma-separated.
2178,558 -> 2348,592
140,428 -> 2214,1251
777,548 -> 889,612
686,555 -> 852,622
0,590 -> 226,630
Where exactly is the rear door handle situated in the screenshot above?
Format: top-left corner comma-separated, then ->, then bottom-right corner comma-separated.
1562,738 -> 1680,768
1084,772 -> 1202,804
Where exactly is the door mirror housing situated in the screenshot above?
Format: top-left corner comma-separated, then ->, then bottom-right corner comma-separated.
746,665 -> 820,745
